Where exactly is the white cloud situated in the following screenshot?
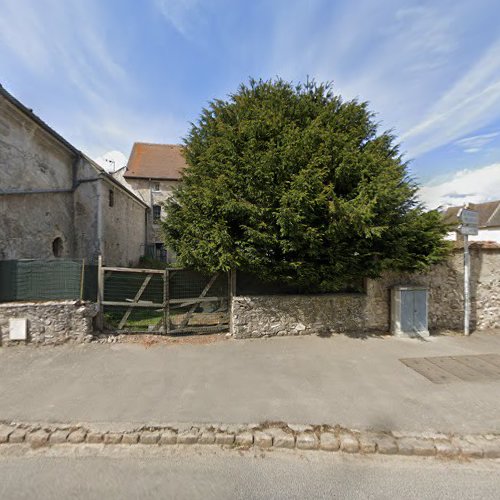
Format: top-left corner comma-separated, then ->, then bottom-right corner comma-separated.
94,150 -> 128,173
0,0 -> 50,73
419,163 -> 500,209
402,38 -> 500,157
267,1 -> 463,146
391,6 -> 458,73
0,0 -> 126,98
0,0 -> 188,162
154,0 -> 202,38
454,131 -> 500,152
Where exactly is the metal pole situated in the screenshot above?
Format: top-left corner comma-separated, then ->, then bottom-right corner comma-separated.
464,234 -> 470,336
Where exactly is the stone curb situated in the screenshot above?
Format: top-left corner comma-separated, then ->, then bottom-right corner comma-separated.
0,421 -> 499,460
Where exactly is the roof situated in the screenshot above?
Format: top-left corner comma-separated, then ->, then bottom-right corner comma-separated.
82,155 -> 149,209
0,83 -> 79,156
0,83 -> 147,209
443,201 -> 500,229
124,143 -> 187,180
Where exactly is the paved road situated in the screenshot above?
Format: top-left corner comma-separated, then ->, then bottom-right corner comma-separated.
1,333 -> 500,433
0,447 -> 498,499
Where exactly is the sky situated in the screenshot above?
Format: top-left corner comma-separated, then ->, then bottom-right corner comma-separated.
1,0 -> 500,209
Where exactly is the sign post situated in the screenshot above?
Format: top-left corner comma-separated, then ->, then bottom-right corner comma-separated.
458,208 -> 479,336
463,234 -> 470,336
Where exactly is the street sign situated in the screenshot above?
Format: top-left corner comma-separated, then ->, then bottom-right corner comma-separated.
458,208 -> 479,226
459,225 -> 479,236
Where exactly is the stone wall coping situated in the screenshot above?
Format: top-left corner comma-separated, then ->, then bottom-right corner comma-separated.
453,242 -> 500,252
233,292 -> 366,299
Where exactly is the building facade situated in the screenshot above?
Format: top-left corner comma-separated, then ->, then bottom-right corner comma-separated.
113,142 -> 187,262
443,201 -> 500,243
0,84 -> 148,266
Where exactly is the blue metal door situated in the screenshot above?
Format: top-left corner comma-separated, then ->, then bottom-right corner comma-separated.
413,290 -> 427,332
401,290 -> 414,332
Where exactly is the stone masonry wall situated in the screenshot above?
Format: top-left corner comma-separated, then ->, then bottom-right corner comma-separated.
1,93 -> 147,266
0,95 -> 77,260
231,246 -> 500,338
101,179 -> 147,267
231,294 -> 367,339
0,301 -> 98,345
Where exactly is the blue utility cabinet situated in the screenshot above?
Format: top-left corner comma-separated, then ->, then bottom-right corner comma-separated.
391,286 -> 429,337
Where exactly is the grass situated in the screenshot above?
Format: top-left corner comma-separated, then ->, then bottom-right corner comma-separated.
104,304 -> 229,332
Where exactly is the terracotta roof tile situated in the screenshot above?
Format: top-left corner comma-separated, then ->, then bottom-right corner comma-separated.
124,143 -> 187,180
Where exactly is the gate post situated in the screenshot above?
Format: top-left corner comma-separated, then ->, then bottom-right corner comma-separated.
163,269 -> 170,334
96,255 -> 104,331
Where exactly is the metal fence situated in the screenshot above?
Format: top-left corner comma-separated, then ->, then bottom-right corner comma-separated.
0,258 -> 363,335
142,244 -> 176,264
0,259 -> 98,303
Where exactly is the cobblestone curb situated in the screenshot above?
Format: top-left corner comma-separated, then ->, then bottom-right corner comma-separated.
0,421 -> 499,460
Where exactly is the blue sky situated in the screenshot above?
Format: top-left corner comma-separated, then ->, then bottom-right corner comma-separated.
1,0 -> 500,208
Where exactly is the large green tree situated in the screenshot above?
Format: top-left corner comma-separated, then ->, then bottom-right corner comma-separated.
162,79 -> 449,291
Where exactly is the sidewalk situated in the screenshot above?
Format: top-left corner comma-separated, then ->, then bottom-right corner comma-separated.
1,332 -> 500,435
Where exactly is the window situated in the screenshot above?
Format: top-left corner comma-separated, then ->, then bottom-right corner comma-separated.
109,189 -> 114,207
152,182 -> 160,192
153,204 -> 161,222
52,237 -> 63,257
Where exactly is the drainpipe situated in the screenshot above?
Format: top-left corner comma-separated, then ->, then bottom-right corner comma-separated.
96,180 -> 104,263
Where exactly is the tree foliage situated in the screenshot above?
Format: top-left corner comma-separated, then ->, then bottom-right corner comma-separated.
162,78 -> 450,291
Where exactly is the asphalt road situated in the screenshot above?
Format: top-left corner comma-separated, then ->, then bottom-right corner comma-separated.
0,447 -> 499,499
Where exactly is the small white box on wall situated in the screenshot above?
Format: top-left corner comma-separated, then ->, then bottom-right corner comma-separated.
9,318 -> 28,340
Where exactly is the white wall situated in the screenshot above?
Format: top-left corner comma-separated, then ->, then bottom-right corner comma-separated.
447,230 -> 500,243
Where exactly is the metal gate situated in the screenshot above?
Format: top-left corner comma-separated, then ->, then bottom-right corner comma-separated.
98,260 -> 230,334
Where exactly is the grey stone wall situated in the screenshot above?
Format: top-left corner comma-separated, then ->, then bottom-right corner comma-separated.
101,180 -> 147,267
0,93 -> 148,266
231,294 -> 367,338
231,246 -> 500,338
72,175 -> 100,263
0,96 -> 77,260
0,301 -> 97,345
124,177 -> 179,244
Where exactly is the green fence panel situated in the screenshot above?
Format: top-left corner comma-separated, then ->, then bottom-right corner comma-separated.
103,271 -> 164,303
0,260 -> 98,302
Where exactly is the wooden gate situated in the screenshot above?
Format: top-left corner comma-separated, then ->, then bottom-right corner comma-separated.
165,268 -> 230,334
97,259 -> 230,334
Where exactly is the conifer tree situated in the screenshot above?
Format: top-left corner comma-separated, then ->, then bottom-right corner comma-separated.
162,78 -> 449,291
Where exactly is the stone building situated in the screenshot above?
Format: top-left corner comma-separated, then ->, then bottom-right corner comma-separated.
113,142 -> 187,262
0,84 -> 148,266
